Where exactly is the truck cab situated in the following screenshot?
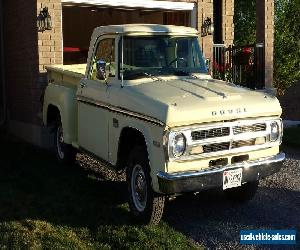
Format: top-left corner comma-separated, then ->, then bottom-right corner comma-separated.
43,24 -> 285,224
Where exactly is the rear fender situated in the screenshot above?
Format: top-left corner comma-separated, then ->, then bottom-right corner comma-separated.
43,84 -> 78,145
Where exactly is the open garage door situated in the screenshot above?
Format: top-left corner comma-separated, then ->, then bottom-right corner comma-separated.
62,0 -> 196,64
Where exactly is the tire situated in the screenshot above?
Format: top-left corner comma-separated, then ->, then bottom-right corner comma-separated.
126,146 -> 165,225
224,180 -> 259,203
54,123 -> 76,165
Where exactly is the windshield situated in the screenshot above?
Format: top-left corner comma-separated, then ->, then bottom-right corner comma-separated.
119,36 -> 208,80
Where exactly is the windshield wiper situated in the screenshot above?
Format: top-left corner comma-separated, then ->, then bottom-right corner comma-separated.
143,72 -> 163,81
171,69 -> 204,79
166,67 -> 195,77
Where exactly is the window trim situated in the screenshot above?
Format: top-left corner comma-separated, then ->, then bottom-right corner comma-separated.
89,35 -> 117,81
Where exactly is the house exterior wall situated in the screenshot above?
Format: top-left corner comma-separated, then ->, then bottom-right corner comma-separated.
197,0 -> 234,63
257,0 -> 274,88
264,0 -> 274,88
37,0 -> 63,72
3,0 -> 62,146
3,0 -> 44,145
3,0 -> 38,125
198,0 -> 214,60
222,0 -> 234,46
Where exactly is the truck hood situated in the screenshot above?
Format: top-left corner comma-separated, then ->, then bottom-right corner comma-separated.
119,78 -> 282,127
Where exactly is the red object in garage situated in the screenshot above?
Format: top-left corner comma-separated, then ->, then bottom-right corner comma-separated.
63,47 -> 88,64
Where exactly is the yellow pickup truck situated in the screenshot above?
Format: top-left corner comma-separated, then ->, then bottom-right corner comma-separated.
43,24 -> 285,225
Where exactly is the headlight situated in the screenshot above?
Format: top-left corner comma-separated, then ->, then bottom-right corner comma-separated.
270,121 -> 280,142
170,132 -> 186,158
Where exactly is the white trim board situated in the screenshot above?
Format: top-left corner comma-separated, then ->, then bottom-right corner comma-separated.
61,0 -> 195,11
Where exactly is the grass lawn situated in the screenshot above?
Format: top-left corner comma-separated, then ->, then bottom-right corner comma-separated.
0,131 -> 200,249
283,126 -> 300,147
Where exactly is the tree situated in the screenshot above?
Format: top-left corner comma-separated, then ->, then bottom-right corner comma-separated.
234,0 -> 256,45
234,0 -> 300,92
274,0 -> 300,93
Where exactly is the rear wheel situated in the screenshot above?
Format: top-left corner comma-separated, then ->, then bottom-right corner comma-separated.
54,123 -> 76,165
127,146 -> 165,225
224,180 -> 259,203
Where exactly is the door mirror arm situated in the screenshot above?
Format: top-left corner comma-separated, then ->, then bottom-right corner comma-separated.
96,59 -> 109,84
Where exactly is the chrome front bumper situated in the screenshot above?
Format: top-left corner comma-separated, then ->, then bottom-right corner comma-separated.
157,153 -> 285,194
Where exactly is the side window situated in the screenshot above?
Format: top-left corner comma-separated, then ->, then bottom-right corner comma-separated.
90,38 -> 115,81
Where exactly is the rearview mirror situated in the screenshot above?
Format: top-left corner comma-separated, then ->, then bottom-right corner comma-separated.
96,59 -> 108,82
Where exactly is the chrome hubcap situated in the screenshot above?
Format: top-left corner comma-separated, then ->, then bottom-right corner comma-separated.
131,164 -> 147,212
56,126 -> 64,159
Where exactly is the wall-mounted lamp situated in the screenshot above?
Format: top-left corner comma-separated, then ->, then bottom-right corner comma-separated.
37,6 -> 52,32
201,17 -> 214,37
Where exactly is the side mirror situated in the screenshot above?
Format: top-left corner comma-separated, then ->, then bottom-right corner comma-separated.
96,59 -> 108,82
205,58 -> 211,72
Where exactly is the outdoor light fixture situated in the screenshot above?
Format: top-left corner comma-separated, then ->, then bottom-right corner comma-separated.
37,6 -> 52,32
201,17 -> 214,37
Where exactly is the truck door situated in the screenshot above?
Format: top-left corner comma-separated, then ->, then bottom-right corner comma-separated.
77,36 -> 116,161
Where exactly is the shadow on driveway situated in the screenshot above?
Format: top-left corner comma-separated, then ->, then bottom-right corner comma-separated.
0,133 -> 299,249
0,136 -> 129,228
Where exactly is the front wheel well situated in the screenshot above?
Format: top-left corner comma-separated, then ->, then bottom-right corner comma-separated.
117,127 -> 148,170
47,105 -> 61,127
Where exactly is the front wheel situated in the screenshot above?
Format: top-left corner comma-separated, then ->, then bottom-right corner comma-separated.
127,146 -> 165,225
224,180 -> 259,203
54,123 -> 76,165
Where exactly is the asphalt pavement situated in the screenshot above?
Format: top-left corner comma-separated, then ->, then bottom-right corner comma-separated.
165,145 -> 300,249
78,145 -> 300,249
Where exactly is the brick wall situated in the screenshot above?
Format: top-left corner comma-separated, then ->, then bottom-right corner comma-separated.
197,0 -> 213,60
257,0 -> 274,88
3,0 -> 39,124
222,0 -> 234,46
37,0 -> 63,71
197,0 -> 234,64
4,0 -> 62,127
37,0 -> 63,113
2,0 -> 62,146
264,0 -> 274,88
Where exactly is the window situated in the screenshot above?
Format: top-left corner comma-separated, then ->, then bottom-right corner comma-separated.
119,36 -> 208,80
90,38 -> 115,81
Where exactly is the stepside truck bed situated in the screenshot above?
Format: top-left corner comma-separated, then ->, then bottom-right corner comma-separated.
43,64 -> 87,146
46,64 -> 86,88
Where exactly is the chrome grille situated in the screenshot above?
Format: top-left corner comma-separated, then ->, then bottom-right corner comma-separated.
191,127 -> 230,141
233,123 -> 266,135
203,142 -> 230,153
232,139 -> 256,148
168,119 -> 282,162
203,139 -> 256,153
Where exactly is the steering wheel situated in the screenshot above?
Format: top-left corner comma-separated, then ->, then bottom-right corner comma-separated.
168,57 -> 188,67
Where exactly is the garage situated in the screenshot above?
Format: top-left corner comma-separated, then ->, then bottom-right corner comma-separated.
61,0 -> 196,64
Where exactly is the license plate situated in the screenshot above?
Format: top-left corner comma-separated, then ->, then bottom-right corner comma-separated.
223,168 -> 242,190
